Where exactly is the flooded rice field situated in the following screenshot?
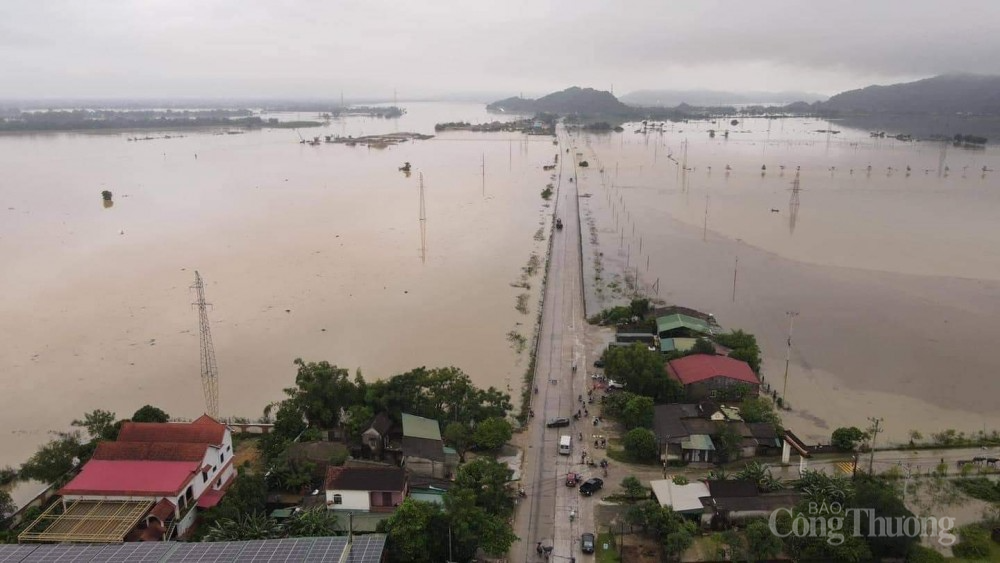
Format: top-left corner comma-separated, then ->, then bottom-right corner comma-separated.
0,103 -> 557,471
573,117 -> 1000,444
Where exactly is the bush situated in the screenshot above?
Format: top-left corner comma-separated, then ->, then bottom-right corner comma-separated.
906,544 -> 946,563
951,525 -> 991,559
831,427 -> 867,451
623,428 -> 658,462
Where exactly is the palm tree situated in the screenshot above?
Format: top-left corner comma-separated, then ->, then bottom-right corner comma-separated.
204,513 -> 283,542
284,508 -> 340,537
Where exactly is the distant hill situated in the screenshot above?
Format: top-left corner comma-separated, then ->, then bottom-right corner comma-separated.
819,74 -> 1000,114
488,87 -> 631,115
622,89 -> 826,107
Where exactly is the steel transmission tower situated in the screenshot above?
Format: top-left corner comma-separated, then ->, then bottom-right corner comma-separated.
192,271 -> 220,418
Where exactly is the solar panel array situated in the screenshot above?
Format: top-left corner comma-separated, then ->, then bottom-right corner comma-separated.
0,535 -> 385,563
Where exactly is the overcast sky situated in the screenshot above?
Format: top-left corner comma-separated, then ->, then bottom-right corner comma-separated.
2,0 -> 998,100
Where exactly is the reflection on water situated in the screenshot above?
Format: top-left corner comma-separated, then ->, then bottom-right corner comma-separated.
102,199 -> 114,209
788,173 -> 800,235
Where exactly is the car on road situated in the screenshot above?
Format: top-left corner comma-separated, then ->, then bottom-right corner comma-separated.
581,533 -> 595,554
546,417 -> 570,428
579,478 -> 604,496
593,359 -> 604,368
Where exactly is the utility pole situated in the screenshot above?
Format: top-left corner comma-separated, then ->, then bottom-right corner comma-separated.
868,417 -> 884,475
731,256 -> 739,302
419,173 -> 427,263
703,194 -> 709,241
192,272 -> 219,418
781,311 -> 799,408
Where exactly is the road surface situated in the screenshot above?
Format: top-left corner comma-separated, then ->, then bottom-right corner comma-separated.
512,132 -> 598,562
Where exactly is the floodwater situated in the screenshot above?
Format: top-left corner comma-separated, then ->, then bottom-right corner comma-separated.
0,102 -> 557,477
573,118 -> 1000,445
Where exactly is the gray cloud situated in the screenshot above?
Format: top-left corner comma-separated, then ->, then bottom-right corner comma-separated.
1,0 -> 997,99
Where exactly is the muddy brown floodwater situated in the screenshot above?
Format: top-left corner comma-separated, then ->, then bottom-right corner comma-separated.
0,103 -> 556,478
573,118 -> 1000,446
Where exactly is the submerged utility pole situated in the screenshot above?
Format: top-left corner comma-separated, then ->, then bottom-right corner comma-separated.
192,272 -> 220,418
782,311 -> 799,408
419,173 -> 427,263
867,417 -> 884,475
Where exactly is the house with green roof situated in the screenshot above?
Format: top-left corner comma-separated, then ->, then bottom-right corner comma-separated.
401,413 -> 457,479
656,314 -> 716,339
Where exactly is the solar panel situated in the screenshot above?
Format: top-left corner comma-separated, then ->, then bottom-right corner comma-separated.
0,534 -> 384,563
0,544 -> 40,563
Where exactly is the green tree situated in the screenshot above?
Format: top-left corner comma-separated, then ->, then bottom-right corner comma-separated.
71,410 -> 117,441
623,428 -> 658,462
621,395 -> 654,430
472,417 -> 512,451
952,525 -> 991,559
664,530 -> 693,561
131,405 -> 169,423
0,489 -> 15,520
203,513 -> 283,542
19,431 -> 84,483
738,396 -> 782,429
342,405 -> 374,444
443,422 -> 472,461
266,455 -> 316,493
604,344 -> 682,402
713,423 -> 743,463
366,366 -> 511,424
831,426 -> 867,451
379,499 -> 449,562
746,519 -> 783,561
452,458 -> 514,516
283,359 -> 357,429
620,476 -> 647,501
283,507 -> 340,537
690,338 -> 716,355
629,297 -> 650,319
715,329 -> 762,373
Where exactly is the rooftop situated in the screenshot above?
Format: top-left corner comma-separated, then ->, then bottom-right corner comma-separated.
17,499 -> 152,543
325,466 -> 407,492
92,441 -> 209,462
650,479 -> 711,514
706,479 -> 759,498
59,460 -> 199,497
656,314 -> 715,336
401,413 -> 442,441
667,354 -> 760,386
117,417 -> 227,446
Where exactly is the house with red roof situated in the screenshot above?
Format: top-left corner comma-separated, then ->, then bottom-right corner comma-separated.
56,414 -> 236,540
666,354 -> 760,401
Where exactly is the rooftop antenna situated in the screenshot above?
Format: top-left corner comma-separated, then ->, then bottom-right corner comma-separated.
192,271 -> 220,418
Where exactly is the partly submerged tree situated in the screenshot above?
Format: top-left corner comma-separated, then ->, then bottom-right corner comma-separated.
19,431 -> 84,483
71,410 -> 117,441
131,405 -> 169,423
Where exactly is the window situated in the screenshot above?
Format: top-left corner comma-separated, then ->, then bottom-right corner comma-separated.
709,390 -> 718,399
333,494 -> 343,505
202,472 -> 208,483
220,452 -> 225,463
381,492 -> 393,506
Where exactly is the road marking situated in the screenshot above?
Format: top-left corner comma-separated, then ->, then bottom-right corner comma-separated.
834,461 -> 854,474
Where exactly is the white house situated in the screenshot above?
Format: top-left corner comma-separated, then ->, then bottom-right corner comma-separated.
325,466 -> 407,513
56,414 -> 236,539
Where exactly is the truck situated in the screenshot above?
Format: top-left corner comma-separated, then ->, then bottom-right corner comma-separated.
559,435 -> 572,455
